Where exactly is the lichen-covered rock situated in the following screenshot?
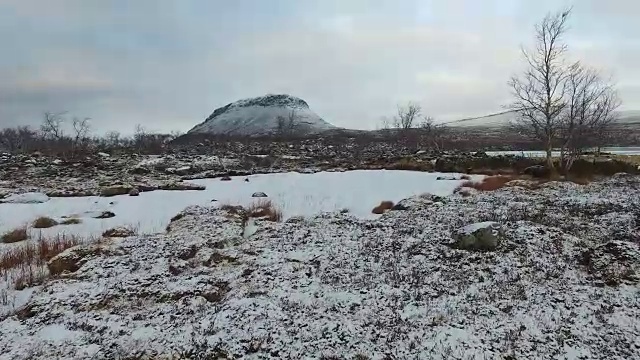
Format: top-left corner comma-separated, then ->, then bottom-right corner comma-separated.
451,221 -> 501,251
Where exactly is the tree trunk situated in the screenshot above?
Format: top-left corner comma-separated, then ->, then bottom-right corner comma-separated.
546,136 -> 556,172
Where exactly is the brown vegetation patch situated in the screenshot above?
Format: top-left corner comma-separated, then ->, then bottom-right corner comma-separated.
372,200 -> 395,214
458,175 -> 515,192
32,216 -> 58,229
219,204 -> 245,216
247,200 -> 283,222
2,227 -> 28,243
0,234 -> 84,279
385,158 -> 432,172
13,266 -> 48,290
60,218 -> 82,225
102,227 -> 136,238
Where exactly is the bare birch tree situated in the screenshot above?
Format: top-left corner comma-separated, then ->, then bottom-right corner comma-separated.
560,62 -> 620,170
393,103 -> 421,130
41,112 -> 66,140
508,8 -> 572,171
419,116 -> 448,151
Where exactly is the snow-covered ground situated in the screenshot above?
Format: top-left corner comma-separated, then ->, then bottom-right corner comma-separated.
1,177 -> 639,359
0,170 -> 476,238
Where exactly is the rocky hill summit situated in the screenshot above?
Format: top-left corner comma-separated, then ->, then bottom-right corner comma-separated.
188,94 -> 336,136
1,177 -> 639,359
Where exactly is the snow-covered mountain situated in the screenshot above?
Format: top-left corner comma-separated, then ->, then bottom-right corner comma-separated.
188,94 -> 336,136
445,110 -> 640,128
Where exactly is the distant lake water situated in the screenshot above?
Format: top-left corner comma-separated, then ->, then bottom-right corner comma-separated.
486,147 -> 640,157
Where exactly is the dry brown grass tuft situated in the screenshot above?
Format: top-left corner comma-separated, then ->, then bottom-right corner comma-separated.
458,175 -> 515,192
2,227 -> 28,243
60,218 -> 82,225
247,200 -> 283,222
0,234 -> 84,277
32,216 -> 58,229
219,204 -> 245,216
13,265 -> 48,290
372,200 -> 395,214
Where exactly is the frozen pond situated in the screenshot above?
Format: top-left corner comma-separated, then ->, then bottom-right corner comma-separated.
0,170 -> 477,238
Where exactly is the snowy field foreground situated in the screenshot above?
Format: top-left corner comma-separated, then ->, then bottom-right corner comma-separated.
1,176 -> 639,359
0,170 -> 475,238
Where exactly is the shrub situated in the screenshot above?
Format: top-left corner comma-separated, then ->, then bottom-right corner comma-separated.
247,200 -> 283,222
372,200 -> 394,214
2,227 -> 28,243
32,216 -> 58,229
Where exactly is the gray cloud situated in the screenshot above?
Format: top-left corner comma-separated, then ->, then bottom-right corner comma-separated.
0,0 -> 638,134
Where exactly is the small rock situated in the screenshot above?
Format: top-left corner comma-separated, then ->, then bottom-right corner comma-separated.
129,188 -> 140,196
451,222 -> 501,251
48,244 -> 108,275
93,211 -> 116,219
252,192 -> 268,198
523,165 -> 549,178
390,203 -> 409,211
220,176 -> 232,181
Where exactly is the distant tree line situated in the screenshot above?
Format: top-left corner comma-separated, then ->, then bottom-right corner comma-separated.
0,112 -> 182,158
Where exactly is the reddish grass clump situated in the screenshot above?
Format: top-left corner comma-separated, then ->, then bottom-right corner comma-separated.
32,216 -> 58,229
0,234 -> 83,277
458,175 -> 515,192
372,201 -> 395,214
247,200 -> 283,222
2,227 -> 28,243
13,265 -> 48,290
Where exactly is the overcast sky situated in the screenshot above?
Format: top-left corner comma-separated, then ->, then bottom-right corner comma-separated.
0,0 -> 638,134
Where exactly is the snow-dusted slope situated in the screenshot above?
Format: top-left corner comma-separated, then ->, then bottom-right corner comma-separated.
1,178 -> 640,358
188,94 -> 336,136
446,110 -> 640,128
